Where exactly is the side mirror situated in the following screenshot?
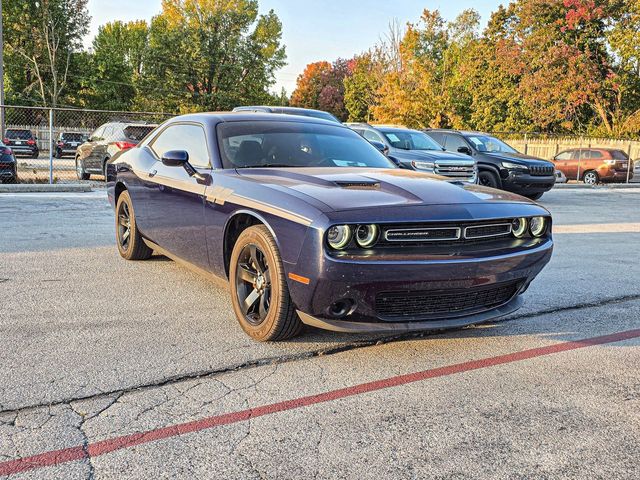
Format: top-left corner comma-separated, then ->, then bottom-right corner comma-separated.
161,149 -> 210,185
161,150 -> 189,167
370,140 -> 389,156
457,146 -> 472,155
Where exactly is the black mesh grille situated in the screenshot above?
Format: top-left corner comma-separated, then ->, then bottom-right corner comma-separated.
530,165 -> 554,176
464,224 -> 511,239
375,280 -> 521,319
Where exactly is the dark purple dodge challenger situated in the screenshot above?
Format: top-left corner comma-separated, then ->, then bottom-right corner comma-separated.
107,113 -> 552,341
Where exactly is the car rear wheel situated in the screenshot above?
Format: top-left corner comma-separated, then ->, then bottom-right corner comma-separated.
583,170 -> 599,185
479,170 -> 500,189
115,190 -> 153,261
230,225 -> 302,341
76,157 -> 90,180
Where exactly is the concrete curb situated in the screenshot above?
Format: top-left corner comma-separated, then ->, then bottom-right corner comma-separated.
553,183 -> 640,189
0,184 -> 92,193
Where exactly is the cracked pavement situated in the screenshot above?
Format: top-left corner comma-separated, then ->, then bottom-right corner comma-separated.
0,188 -> 639,479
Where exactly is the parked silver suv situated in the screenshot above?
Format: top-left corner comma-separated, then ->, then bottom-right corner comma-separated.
347,124 -> 477,183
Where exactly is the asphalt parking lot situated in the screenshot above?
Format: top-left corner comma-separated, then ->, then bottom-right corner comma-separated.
1,188 -> 639,479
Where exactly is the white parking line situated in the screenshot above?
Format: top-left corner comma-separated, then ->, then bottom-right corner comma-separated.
554,223 -> 640,233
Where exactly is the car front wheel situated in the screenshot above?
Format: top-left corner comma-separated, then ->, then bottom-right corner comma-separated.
115,190 -> 153,260
230,225 -> 302,341
479,170 -> 500,189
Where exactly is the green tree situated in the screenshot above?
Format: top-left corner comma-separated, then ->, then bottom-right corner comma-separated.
344,53 -> 381,122
3,0 -> 90,106
89,20 -> 148,110
134,0 -> 286,112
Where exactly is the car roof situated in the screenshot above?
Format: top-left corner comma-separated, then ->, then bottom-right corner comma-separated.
165,111 -> 347,128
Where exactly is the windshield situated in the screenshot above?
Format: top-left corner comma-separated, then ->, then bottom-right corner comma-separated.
61,133 -> 85,142
381,130 -> 443,151
217,121 -> 396,169
6,130 -> 32,139
124,125 -> 156,141
466,135 -> 517,154
611,150 -> 629,160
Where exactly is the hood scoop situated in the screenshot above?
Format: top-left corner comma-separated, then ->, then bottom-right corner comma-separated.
334,180 -> 381,190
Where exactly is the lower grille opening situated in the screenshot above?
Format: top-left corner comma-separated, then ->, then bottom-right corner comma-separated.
375,280 -> 522,319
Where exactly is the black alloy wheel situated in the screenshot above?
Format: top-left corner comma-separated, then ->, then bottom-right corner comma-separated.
479,170 -> 500,188
235,244 -> 272,325
230,225 -> 302,341
115,190 -> 153,260
117,201 -> 132,251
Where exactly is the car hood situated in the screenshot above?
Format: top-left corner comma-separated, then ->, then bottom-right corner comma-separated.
484,151 -> 553,166
235,167 -> 531,212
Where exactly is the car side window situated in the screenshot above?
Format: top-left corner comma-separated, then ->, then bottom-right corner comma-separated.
363,130 -> 384,144
555,151 -> 572,161
589,150 -> 603,159
443,134 -> 469,152
426,132 -> 444,146
151,124 -> 210,168
103,126 -> 115,141
91,126 -> 105,141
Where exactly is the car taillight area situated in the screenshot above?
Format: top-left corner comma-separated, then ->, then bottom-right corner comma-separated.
115,141 -> 136,150
26,139 -> 36,145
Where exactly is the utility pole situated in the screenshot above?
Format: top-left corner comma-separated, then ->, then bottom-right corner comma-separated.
0,0 -> 5,138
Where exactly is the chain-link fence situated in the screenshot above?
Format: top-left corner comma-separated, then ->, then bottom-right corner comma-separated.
493,132 -> 640,183
0,105 -> 174,184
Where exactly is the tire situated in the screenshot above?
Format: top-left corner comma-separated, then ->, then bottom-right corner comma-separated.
229,225 -> 302,341
76,157 -> 90,180
32,150 -> 39,159
478,170 -> 500,189
115,190 -> 153,261
583,170 -> 599,185
525,192 -> 544,201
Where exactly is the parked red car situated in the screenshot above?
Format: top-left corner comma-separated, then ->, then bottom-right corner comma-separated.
553,148 -> 633,185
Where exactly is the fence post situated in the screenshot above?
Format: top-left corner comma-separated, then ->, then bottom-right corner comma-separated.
627,142 -> 633,184
49,108 -> 54,184
524,133 -> 528,155
577,136 -> 583,182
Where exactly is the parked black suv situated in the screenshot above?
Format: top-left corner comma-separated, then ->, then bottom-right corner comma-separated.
424,130 -> 555,200
232,106 -> 341,123
76,122 -> 157,180
54,132 -> 88,158
3,129 -> 39,158
0,141 -> 18,183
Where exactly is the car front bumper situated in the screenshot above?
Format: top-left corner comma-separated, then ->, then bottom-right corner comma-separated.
9,146 -> 38,156
502,172 -> 555,194
286,237 -> 553,333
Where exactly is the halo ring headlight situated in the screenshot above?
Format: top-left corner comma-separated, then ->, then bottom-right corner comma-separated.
355,224 -> 379,248
512,218 -> 528,238
530,217 -> 547,237
327,225 -> 352,249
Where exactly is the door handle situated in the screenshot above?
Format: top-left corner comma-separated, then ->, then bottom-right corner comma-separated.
148,169 -> 157,178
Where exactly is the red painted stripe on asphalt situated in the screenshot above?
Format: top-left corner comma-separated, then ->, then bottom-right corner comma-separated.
1,328 -> 639,476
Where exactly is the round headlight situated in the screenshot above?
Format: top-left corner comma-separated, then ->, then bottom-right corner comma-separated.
512,218 -> 528,238
530,217 -> 547,237
355,224 -> 379,248
327,225 -> 351,249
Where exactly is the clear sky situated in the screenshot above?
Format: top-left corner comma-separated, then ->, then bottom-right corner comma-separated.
86,0 -> 504,93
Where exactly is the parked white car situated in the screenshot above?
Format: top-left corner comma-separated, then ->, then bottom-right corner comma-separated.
554,169 -> 567,184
